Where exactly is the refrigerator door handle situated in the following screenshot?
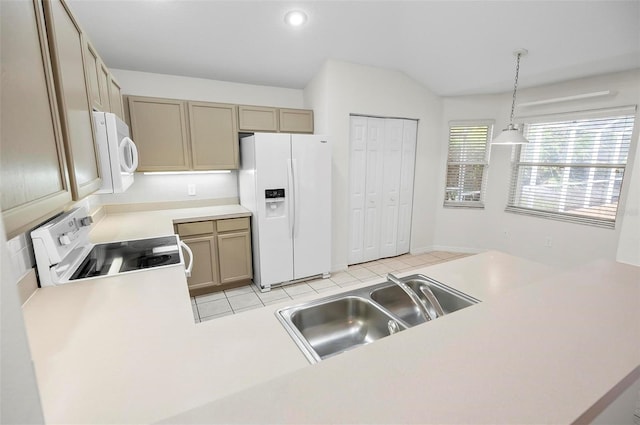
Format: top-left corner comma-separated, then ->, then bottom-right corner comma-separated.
292,158 -> 300,238
287,158 -> 295,239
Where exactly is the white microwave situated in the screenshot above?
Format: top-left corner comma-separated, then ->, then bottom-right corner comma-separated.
93,111 -> 139,193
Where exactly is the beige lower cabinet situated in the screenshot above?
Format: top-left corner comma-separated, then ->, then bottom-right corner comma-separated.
182,235 -> 219,292
216,219 -> 253,285
175,217 -> 252,296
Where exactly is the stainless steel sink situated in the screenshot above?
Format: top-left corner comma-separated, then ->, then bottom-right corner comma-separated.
285,296 -> 405,361
276,274 -> 479,363
370,277 -> 478,326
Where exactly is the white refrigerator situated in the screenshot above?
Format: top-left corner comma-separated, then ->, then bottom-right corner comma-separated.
239,133 -> 331,291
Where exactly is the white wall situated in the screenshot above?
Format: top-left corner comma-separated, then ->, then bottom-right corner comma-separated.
111,69 -> 304,107
304,60 -> 442,271
434,69 -> 640,268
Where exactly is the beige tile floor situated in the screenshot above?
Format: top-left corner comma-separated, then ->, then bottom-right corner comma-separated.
191,251 -> 472,323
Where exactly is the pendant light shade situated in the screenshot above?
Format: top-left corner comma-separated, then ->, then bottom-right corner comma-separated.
492,124 -> 529,145
492,49 -> 529,145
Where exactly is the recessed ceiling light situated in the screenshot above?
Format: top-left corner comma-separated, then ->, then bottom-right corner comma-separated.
284,10 -> 307,27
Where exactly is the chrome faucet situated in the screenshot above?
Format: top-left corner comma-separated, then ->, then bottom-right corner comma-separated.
387,273 -> 445,321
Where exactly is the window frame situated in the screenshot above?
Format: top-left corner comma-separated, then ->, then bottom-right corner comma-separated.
443,120 -> 493,209
506,107 -> 637,228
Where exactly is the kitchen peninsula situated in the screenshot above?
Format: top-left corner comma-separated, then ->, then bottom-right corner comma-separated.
20,206 -> 640,424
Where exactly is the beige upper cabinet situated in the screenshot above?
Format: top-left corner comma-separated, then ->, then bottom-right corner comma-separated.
83,32 -> 122,118
1,0 -> 71,238
43,0 -> 101,200
128,96 -> 190,171
188,102 -> 238,170
108,75 -> 125,120
128,96 -> 240,171
279,108 -> 314,133
98,62 -> 111,112
238,105 -> 279,132
238,105 -> 314,133
83,38 -> 108,112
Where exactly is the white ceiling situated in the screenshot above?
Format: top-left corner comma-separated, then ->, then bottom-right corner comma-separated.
67,0 -> 640,96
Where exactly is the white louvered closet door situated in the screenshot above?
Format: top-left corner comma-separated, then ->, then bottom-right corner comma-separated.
362,118 -> 385,262
348,116 -> 367,264
380,119 -> 403,258
397,120 -> 417,255
349,116 -> 417,265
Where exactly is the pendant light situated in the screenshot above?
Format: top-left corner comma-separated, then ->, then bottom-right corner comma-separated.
492,49 -> 529,145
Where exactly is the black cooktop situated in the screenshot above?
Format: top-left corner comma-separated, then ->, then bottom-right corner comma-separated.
70,236 -> 180,280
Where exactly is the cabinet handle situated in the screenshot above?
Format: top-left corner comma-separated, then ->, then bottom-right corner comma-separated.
179,240 -> 194,278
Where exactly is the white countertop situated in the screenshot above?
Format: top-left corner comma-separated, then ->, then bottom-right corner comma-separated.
89,204 -> 251,242
20,205 -> 640,424
162,258 -> 640,424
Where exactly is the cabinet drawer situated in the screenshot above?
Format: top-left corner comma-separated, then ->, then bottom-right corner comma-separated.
176,221 -> 214,237
216,217 -> 249,232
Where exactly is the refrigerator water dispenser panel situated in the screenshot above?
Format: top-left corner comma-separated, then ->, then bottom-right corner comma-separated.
265,189 -> 285,198
265,188 -> 286,218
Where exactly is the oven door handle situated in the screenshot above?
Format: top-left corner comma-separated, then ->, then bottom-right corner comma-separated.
179,240 -> 194,278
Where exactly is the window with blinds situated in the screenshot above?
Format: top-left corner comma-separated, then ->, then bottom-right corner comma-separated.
444,121 -> 492,208
507,110 -> 636,227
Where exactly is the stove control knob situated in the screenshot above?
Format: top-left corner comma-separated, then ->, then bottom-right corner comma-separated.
79,216 -> 93,227
59,234 -> 72,246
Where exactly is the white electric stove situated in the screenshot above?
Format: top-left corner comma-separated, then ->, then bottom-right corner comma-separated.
31,207 -> 192,287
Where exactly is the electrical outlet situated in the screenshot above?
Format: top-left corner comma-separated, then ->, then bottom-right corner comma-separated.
544,237 -> 553,247
187,184 -> 196,196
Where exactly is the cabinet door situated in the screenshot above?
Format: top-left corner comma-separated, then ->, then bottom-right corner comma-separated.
279,108 -> 314,133
43,0 -> 101,200
83,38 -> 107,111
108,75 -> 124,120
182,236 -> 220,291
1,0 -> 71,237
188,102 -> 238,170
238,105 -> 278,132
396,120 -> 417,255
98,61 -> 111,113
217,231 -> 253,284
128,96 -> 190,171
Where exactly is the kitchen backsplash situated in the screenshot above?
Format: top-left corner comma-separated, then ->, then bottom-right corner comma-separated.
96,172 -> 238,205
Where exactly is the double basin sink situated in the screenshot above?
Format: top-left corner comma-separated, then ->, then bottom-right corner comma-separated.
276,274 -> 479,363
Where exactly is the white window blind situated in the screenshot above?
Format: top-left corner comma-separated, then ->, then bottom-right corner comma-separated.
444,121 -> 492,208
507,110 -> 636,227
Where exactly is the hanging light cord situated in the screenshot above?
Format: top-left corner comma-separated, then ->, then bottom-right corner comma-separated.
508,53 -> 522,126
